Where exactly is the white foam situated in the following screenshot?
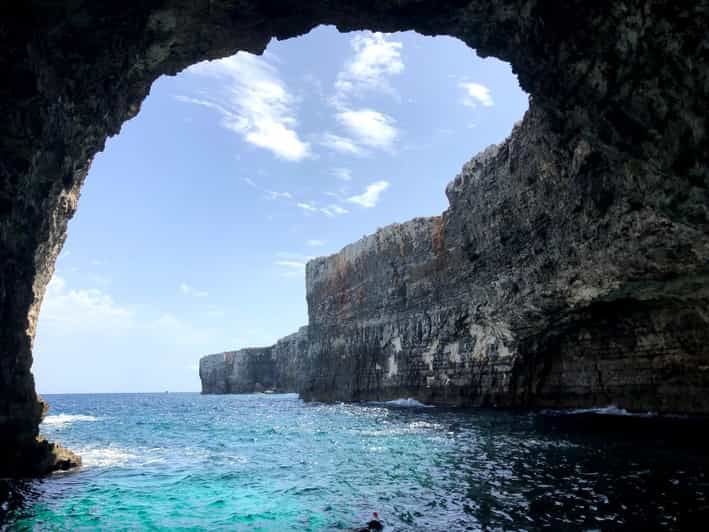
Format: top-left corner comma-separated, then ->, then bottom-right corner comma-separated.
544,406 -> 656,417
76,446 -> 137,468
42,414 -> 99,427
383,398 -> 434,408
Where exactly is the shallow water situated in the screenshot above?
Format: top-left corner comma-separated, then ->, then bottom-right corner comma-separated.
1,393 -> 708,530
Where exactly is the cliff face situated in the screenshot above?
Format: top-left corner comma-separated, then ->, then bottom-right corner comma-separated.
200,350 -> 275,394
301,107 -> 709,412
2,1 -> 708,475
200,328 -> 309,394
203,103 -> 709,413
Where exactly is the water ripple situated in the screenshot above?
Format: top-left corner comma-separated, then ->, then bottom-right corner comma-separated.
2,393 -> 708,530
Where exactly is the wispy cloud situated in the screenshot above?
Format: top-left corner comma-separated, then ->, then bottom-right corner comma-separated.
306,239 -> 326,247
319,133 -> 363,155
275,261 -> 306,278
38,276 -> 224,350
319,204 -> 349,217
321,32 -> 404,157
179,53 -> 310,161
297,202 -> 318,213
336,109 -> 398,151
297,201 -> 348,217
275,260 -> 308,270
274,252 -> 315,277
268,191 -> 293,200
347,180 -> 390,208
243,177 -> 348,219
459,82 -> 494,108
333,32 -> 404,105
242,177 -> 293,200
179,282 -> 208,298
330,168 -> 352,181
40,276 -> 135,335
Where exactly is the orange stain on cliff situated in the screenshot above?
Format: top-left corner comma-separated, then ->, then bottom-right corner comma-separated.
432,216 -> 445,256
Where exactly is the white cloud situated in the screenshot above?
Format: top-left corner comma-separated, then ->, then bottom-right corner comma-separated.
347,180 -> 390,208
174,95 -> 233,117
297,202 -> 318,213
275,260 -> 307,270
307,239 -> 326,247
267,190 -> 293,200
297,201 -> 348,217
323,33 -> 403,155
242,177 -> 293,201
37,276 -> 225,357
179,282 -> 208,298
319,204 -> 349,217
276,251 -> 313,260
337,109 -> 397,151
459,82 -> 494,108
320,133 -> 363,155
274,258 -> 311,278
245,121 -> 309,161
330,168 -> 352,181
244,177 -> 349,219
180,53 -> 310,161
39,276 -> 135,335
334,32 -> 404,104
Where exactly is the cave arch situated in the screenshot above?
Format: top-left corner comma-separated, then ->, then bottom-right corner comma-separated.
1,2 -> 707,476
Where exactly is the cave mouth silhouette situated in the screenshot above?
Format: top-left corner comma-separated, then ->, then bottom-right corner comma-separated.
1,2 -> 707,477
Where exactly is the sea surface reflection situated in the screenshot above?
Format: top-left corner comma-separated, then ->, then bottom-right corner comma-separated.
1,393 -> 707,530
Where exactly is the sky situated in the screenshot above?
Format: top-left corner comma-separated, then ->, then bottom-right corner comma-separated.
33,26 -> 528,394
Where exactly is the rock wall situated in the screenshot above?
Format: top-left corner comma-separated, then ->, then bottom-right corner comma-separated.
200,327 -> 309,394
2,1 -> 708,475
200,349 -> 275,394
205,106 -> 708,413
301,107 -> 709,411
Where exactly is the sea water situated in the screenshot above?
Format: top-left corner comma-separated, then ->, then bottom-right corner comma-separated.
1,393 -> 708,530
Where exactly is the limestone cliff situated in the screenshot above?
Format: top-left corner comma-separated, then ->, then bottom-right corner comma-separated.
203,108 -> 709,413
200,328 -> 309,394
301,110 -> 709,412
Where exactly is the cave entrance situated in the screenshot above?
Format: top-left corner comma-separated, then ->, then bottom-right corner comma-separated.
31,26 -> 528,395
2,0 -> 705,482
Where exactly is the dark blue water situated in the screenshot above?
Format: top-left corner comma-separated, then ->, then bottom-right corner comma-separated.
1,393 -> 708,530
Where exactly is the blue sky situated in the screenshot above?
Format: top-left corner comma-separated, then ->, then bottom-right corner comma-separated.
33,26 -> 528,393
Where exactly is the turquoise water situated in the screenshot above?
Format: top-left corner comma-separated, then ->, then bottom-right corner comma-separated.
1,393 -> 708,530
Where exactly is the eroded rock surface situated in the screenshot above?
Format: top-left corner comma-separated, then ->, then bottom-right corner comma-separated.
202,111 -> 709,411
301,107 -> 709,410
200,327 -> 309,394
2,1 -> 708,475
